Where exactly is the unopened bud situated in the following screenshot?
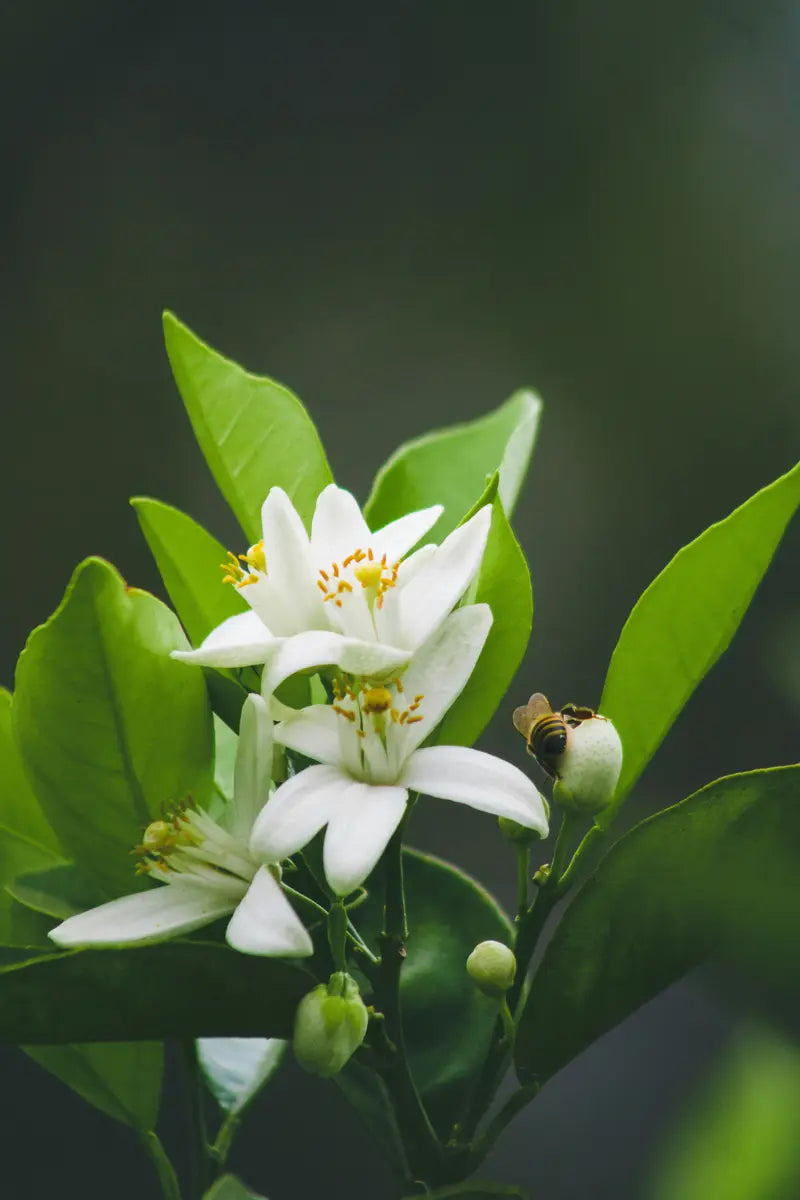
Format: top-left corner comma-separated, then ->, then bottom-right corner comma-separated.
553,715 -> 623,814
498,814 -> 548,845
466,940 -> 517,998
293,972 -> 369,1078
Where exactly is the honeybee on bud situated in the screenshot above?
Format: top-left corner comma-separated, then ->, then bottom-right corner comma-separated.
512,693 -> 569,777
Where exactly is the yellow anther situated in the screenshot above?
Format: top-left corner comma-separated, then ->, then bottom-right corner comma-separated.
363,686 -> 393,714
394,677 -> 404,693
317,580 -> 328,594
333,704 -> 356,722
406,715 -> 424,725
242,541 -> 266,573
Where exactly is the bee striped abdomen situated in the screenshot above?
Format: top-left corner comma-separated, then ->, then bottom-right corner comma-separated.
529,715 -> 568,763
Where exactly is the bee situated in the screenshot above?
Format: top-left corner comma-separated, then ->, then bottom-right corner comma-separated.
560,702 -> 597,726
512,693 -> 570,778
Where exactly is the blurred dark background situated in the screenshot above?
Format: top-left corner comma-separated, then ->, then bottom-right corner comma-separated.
2,1 -> 800,1196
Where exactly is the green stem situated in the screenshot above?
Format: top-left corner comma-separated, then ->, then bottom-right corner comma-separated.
555,822 -> 607,896
515,845 -> 530,921
327,897 -> 348,972
183,1039 -> 212,1198
140,1131 -> 183,1200
374,820 -> 443,1185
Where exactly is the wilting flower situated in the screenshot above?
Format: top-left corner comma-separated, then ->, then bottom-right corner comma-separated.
49,696 -> 312,957
172,484 -> 491,695
249,605 -> 549,896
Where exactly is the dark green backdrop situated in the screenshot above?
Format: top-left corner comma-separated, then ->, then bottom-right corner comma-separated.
1,2 -> 799,1196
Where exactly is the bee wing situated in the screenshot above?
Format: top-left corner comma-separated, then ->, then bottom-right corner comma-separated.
512,693 -> 553,739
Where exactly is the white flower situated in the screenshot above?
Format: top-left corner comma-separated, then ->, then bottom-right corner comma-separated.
49,696 -> 312,958
172,484 -> 491,695
249,606 -> 549,896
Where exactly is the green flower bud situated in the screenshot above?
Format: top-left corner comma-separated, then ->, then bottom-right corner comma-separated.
554,715 -> 623,814
293,972 -> 369,1078
498,814 -> 548,845
466,940 -> 517,998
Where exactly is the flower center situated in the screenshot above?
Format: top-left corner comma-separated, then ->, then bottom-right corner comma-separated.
221,540 -> 267,589
133,802 -> 257,885
317,548 -> 399,611
332,676 -> 425,738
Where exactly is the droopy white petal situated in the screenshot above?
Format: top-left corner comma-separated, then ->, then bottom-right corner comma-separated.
391,605 -> 493,762
370,505 -> 444,563
230,694 -> 274,842
379,505 -> 492,649
401,746 -> 549,835
171,610 -> 275,668
196,1037 -> 286,1113
395,543 -> 437,585
48,880 -> 244,948
261,631 -> 409,696
250,763 -> 344,862
323,781 -> 408,896
274,705 -> 341,766
225,866 -> 313,957
310,484 -> 372,562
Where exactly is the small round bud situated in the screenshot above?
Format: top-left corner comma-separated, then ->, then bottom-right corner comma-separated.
498,814 -> 548,845
466,940 -> 517,998
553,715 -> 623,814
293,972 -> 369,1078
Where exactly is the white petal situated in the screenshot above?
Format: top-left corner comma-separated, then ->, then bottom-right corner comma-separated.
259,488 -> 327,634
370,505 -> 443,563
249,763 -> 345,862
230,694 -> 274,841
323,781 -> 408,895
196,1037 -> 286,1114
401,745 -> 549,835
226,866 -> 313,957
274,705 -> 341,766
171,610 -> 275,668
261,630 -> 409,696
48,880 -> 243,948
390,605 -> 492,762
393,543 -> 437,585
310,484 -> 372,562
378,505 -> 492,649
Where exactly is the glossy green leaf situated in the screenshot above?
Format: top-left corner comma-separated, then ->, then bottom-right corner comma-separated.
6,862 -> 106,922
649,1029 -> 800,1200
0,689 -> 61,854
131,496 -> 247,645
599,460 -> 800,821
434,495 -> 532,748
204,1177 -> 266,1200
25,1041 -> 163,1128
163,312 -> 333,542
13,558 -> 214,896
0,689 -> 65,942
364,389 -> 541,541
0,941 -> 308,1043
197,1036 -> 285,1115
358,849 -> 513,1136
515,767 -> 800,1084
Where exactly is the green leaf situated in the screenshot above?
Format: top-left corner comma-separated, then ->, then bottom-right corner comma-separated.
131,496 -> 247,646
434,495 -> 532,747
364,390 -> 541,541
648,1029 -> 800,1200
25,1041 -> 163,1128
13,558 -> 214,896
163,312 -> 333,542
203,1177 -> 266,1200
0,941 -> 308,1043
7,862 -> 105,921
514,766 -> 800,1084
197,1036 -> 285,1115
599,460 -> 800,821
358,849 -> 513,1136
0,689 -> 61,854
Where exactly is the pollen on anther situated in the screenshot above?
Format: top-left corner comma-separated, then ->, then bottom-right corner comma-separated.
394,677 -> 405,693
406,715 -> 424,725
319,569 -> 329,581
317,580 -> 328,594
